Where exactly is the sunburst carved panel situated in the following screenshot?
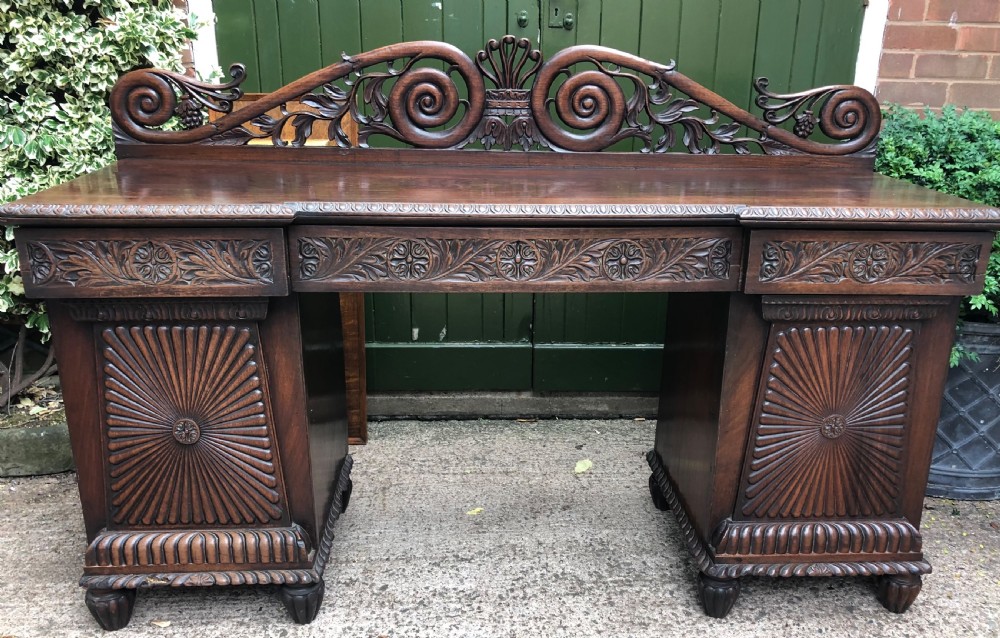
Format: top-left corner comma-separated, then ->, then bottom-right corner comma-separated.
101,324 -> 284,527
742,325 -> 913,519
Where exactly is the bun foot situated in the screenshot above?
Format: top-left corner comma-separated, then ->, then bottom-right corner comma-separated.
877,573 -> 922,613
341,477 -> 353,514
698,573 -> 741,618
648,474 -> 670,511
85,588 -> 136,631
280,580 -> 325,624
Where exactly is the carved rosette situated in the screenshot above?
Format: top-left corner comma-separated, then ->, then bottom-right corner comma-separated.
387,240 -> 431,280
742,325 -> 913,519
22,236 -> 280,297
603,241 -> 645,281
294,233 -> 736,289
496,240 -> 539,281
101,324 -> 284,527
758,240 -> 980,286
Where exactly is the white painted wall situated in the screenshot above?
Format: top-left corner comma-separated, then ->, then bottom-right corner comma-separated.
855,0 -> 889,92
187,0 -> 220,81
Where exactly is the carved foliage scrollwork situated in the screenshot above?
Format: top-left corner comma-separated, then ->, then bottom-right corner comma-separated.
742,325 -> 912,519
101,323 -> 285,527
109,36 -> 879,155
759,240 -> 981,286
25,238 -> 275,293
296,234 -> 734,287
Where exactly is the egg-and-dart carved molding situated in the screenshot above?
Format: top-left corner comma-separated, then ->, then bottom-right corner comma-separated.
17,228 -> 287,298
742,325 -> 912,520
110,35 -> 879,156
6,201 -> 999,224
102,324 -> 285,527
80,456 -> 353,590
646,451 -> 931,580
292,229 -> 738,291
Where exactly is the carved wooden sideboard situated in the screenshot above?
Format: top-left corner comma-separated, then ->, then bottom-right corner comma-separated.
3,37 -> 999,630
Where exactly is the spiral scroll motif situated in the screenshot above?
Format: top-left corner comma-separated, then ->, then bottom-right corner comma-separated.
360,45 -> 486,148
552,71 -> 625,144
110,65 -> 245,143
819,87 -> 875,141
106,37 -> 882,155
117,72 -> 176,130
530,47 -> 657,152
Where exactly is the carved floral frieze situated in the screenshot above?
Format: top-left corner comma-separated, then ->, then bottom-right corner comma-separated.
27,239 -> 274,289
295,233 -> 735,288
758,240 -> 980,286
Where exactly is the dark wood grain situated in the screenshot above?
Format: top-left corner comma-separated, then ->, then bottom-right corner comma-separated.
746,230 -> 994,295
6,36 -> 1000,629
340,293 -> 368,445
108,36 -> 880,156
16,228 -> 287,298
4,156 -> 999,228
291,226 -> 740,292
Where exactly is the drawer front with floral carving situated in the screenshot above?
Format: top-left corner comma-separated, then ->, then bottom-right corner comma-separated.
290,226 -> 742,292
17,228 -> 287,298
745,230 -> 993,295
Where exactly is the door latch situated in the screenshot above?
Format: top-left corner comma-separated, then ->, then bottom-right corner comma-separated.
548,0 -> 577,30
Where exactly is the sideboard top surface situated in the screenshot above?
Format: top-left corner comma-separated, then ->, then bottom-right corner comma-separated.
3,150 -> 998,229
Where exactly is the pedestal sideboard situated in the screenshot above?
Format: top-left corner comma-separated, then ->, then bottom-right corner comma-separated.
3,37 -> 999,630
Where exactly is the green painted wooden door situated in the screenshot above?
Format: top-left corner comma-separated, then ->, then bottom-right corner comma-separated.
212,0 -> 866,392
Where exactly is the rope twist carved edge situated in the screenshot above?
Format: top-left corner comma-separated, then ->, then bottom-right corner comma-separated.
111,35 -> 879,156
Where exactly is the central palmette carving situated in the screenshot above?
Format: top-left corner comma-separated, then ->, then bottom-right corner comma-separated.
109,35 -> 881,155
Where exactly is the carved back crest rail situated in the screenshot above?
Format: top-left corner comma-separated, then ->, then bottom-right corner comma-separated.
111,35 -> 880,156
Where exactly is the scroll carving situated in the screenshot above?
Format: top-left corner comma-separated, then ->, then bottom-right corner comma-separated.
27,239 -> 273,288
759,240 -> 981,285
742,325 -> 912,519
295,233 -> 735,288
101,324 -> 285,527
111,35 -> 879,156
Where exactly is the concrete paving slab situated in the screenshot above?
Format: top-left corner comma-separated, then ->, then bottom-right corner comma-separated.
1,419 -> 998,637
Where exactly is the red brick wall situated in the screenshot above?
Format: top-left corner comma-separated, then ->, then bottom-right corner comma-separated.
878,0 -> 1000,117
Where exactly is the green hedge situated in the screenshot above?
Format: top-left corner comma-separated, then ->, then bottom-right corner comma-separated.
0,0 -> 195,334
876,105 -> 1000,328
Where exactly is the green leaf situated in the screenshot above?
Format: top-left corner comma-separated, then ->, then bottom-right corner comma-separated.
574,459 -> 593,474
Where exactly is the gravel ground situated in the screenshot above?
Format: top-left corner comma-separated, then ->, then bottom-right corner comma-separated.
1,418 -> 998,638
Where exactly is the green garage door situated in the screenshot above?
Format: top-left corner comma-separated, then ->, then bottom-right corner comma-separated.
212,0 -> 866,392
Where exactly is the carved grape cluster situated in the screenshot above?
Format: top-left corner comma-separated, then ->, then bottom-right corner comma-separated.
175,97 -> 204,130
793,112 -> 816,138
